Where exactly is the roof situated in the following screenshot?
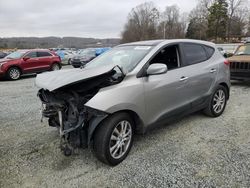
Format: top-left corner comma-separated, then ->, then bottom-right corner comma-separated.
118,39 -> 215,47
16,49 -> 51,52
118,40 -> 165,47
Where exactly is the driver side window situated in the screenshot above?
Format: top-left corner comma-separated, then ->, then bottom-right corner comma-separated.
25,52 -> 37,58
149,45 -> 180,71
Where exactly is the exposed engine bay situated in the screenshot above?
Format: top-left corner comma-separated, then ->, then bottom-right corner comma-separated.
37,66 -> 124,155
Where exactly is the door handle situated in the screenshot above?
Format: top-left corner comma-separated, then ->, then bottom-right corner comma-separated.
180,76 -> 188,82
210,68 -> 217,73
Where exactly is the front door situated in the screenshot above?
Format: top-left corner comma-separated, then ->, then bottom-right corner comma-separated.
21,51 -> 39,73
143,44 -> 191,126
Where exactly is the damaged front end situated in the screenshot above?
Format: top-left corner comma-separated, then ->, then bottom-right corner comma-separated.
37,66 -> 124,156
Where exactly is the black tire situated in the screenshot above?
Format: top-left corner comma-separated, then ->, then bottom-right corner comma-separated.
93,113 -> 134,166
51,63 -> 60,71
68,59 -> 71,65
7,67 -> 21,80
203,85 -> 228,117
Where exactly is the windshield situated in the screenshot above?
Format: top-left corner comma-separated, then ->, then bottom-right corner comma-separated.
5,51 -> 26,59
235,45 -> 250,55
85,46 -> 152,73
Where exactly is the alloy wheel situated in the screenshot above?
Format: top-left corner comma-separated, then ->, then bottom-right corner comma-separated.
9,68 -> 20,80
109,120 -> 132,159
213,89 -> 226,114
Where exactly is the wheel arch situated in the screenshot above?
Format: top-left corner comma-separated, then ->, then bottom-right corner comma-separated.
51,62 -> 61,69
7,65 -> 23,75
112,110 -> 145,134
88,109 -> 144,145
218,82 -> 230,100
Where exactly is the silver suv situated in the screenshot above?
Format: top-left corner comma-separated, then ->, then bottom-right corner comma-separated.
36,39 -> 230,166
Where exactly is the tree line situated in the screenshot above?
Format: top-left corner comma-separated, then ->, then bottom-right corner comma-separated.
0,37 -> 120,49
121,0 -> 250,43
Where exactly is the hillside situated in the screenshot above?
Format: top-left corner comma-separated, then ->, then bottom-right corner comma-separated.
0,37 -> 121,49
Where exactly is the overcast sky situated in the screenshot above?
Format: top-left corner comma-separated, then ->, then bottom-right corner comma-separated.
0,0 -> 197,38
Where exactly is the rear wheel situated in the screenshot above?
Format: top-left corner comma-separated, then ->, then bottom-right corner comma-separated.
7,67 -> 21,80
93,113 -> 134,166
203,85 -> 227,117
51,63 -> 60,71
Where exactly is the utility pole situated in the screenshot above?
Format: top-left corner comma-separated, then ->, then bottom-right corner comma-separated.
163,21 -> 166,39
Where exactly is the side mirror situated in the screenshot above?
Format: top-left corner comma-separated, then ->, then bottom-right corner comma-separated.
23,57 -> 30,61
146,63 -> 168,76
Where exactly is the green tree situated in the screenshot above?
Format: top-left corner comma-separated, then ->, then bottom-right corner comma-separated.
207,0 -> 229,42
186,0 -> 211,40
186,17 -> 207,40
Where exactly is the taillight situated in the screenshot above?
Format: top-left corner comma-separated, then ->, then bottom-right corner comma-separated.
224,60 -> 230,66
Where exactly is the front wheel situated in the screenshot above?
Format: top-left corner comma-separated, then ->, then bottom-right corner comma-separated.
7,67 -> 21,80
203,85 -> 227,117
93,113 -> 134,166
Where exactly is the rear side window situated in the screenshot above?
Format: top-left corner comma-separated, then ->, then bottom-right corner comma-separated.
203,45 -> 215,58
182,43 -> 207,65
37,51 -> 52,57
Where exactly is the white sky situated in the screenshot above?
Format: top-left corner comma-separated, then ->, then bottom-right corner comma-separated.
0,0 -> 197,38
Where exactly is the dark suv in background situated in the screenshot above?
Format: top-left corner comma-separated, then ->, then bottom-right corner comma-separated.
70,48 -> 96,68
0,49 -> 61,80
70,47 -> 111,68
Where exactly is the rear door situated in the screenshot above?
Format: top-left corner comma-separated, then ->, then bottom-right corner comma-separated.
37,51 -> 53,70
179,43 -> 218,107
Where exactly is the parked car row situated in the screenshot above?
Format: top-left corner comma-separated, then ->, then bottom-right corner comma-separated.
70,47 -> 111,68
0,49 -> 61,80
0,47 -> 111,80
54,49 -> 76,65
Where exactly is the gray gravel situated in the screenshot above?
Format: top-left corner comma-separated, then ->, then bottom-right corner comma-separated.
0,67 -> 250,188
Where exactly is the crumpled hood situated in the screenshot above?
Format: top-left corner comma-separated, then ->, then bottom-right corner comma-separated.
228,55 -> 250,62
35,65 -> 115,91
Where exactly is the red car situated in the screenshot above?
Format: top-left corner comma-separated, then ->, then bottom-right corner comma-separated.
0,49 -> 61,80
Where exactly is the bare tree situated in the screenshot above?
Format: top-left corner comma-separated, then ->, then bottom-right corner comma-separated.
247,14 -> 250,36
227,0 -> 245,40
121,2 -> 160,43
159,5 -> 186,39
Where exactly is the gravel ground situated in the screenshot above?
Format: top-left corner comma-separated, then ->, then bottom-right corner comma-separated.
0,67 -> 250,188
